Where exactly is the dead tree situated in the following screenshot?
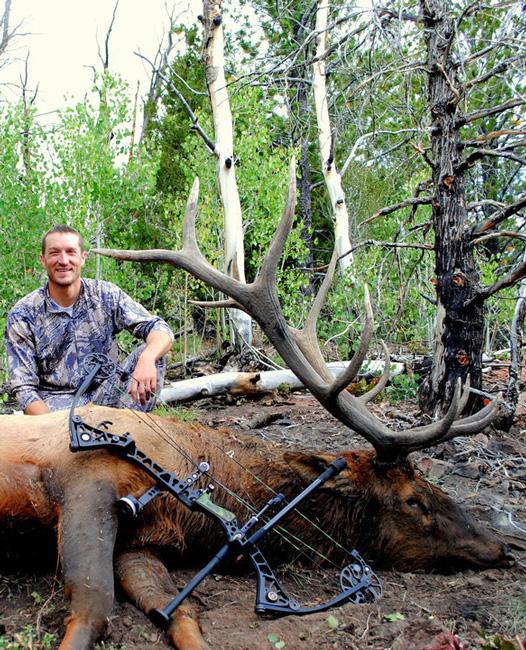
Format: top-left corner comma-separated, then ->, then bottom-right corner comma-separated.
0,0 -> 29,77
418,0 -> 526,415
352,1 -> 526,416
313,0 -> 353,273
201,0 -> 252,347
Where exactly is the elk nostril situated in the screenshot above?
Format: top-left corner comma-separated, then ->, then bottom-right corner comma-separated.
501,543 -> 515,564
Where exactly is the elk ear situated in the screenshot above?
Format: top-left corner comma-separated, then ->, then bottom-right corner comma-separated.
283,451 -> 338,482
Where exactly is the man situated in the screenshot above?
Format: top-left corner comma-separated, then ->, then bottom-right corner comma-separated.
5,225 -> 174,415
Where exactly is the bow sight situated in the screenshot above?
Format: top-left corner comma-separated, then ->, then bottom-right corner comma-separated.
69,354 -> 382,628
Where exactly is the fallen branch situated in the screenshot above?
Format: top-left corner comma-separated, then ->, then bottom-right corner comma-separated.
159,359 -> 404,403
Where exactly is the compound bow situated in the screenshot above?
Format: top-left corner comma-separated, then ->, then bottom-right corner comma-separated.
68,353 -> 382,629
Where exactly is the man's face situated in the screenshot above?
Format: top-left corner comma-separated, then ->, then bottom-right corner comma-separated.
40,232 -> 87,288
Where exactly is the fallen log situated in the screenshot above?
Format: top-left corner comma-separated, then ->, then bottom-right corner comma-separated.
159,360 -> 404,403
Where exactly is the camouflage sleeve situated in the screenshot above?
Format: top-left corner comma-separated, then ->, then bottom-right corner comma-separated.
111,285 -> 174,343
4,313 -> 42,410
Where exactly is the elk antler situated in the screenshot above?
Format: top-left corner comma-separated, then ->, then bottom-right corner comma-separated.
94,160 -> 499,465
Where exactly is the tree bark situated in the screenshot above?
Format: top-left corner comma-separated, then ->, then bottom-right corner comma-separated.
419,0 -> 484,415
202,0 -> 252,348
313,0 -> 353,274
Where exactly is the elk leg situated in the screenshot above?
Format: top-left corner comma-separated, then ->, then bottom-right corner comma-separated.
115,548 -> 209,650
58,479 -> 118,650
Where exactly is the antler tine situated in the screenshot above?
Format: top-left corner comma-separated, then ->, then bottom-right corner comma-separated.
327,286 -> 375,398
361,378 -> 463,457
405,393 -> 501,453
448,392 -> 500,435
305,249 -> 338,332
457,374 -> 471,414
190,298 -> 246,311
289,249 -> 339,383
358,340 -> 391,404
257,158 -> 297,284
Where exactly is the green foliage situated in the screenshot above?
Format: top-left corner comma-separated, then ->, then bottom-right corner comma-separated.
0,73 -> 167,382
152,405 -> 198,422
479,630 -> 520,650
386,373 -> 421,403
267,633 -> 286,649
326,614 -> 339,630
383,612 -> 406,622
0,626 -> 55,650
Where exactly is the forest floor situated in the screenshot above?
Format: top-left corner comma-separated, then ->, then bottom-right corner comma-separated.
0,370 -> 525,650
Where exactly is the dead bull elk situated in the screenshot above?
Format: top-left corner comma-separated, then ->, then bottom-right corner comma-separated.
0,162 -> 512,650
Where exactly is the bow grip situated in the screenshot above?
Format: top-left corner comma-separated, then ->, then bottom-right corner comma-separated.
318,457 -> 347,482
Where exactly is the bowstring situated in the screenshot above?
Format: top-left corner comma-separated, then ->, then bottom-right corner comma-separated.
103,373 -> 356,575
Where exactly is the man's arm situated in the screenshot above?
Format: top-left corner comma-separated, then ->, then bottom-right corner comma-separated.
129,330 -> 173,405
24,400 -> 51,415
108,283 -> 174,405
5,314 -> 47,414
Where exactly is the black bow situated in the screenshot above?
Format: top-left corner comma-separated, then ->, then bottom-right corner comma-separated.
68,353 -> 382,628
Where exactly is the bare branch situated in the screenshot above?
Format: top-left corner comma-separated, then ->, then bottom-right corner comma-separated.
135,52 -> 216,155
0,0 -> 12,57
359,196 -> 433,227
460,98 -> 526,126
103,0 -> 120,70
471,230 -> 526,247
340,129 -> 423,177
458,147 -> 526,172
479,260 -> 526,301
338,240 -> 433,265
471,194 -> 526,236
463,55 -> 526,90
462,130 -> 526,146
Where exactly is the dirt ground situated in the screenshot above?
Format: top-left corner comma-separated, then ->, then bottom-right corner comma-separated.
0,386 -> 525,650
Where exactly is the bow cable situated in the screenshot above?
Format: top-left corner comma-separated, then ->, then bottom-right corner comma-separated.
105,375 -> 364,572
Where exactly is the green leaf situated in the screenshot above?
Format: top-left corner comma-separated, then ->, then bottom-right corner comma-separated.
383,612 -> 405,622
327,614 -> 339,630
267,634 -> 279,644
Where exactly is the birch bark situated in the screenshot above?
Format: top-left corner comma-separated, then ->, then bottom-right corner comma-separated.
313,0 -> 353,273
202,0 -> 252,347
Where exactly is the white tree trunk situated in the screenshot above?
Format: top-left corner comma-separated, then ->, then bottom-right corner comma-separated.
202,0 -> 252,346
160,360 -> 403,403
313,0 -> 353,273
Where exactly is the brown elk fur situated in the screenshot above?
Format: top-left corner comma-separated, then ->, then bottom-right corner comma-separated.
0,405 -> 511,650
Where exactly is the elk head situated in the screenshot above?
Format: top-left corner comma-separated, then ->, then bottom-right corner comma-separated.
94,160 -> 511,571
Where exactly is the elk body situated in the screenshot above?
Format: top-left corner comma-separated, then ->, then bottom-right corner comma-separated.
0,404 -> 512,650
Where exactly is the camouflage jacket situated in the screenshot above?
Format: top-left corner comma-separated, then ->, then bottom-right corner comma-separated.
5,279 -> 173,410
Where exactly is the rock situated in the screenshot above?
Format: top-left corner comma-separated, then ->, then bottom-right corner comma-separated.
418,457 -> 452,481
452,462 -> 486,479
488,437 -> 524,456
473,433 -> 489,447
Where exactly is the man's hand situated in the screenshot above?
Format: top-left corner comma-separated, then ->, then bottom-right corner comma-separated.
129,330 -> 173,405
129,350 -> 158,405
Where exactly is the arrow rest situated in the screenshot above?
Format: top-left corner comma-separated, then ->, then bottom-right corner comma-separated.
69,354 -> 383,628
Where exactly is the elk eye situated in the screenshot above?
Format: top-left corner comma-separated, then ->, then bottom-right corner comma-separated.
406,497 -> 428,515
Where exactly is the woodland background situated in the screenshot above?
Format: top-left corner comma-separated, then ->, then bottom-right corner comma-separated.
0,0 -> 525,415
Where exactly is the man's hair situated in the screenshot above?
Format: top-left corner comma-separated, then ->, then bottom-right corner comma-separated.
41,225 -> 85,254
